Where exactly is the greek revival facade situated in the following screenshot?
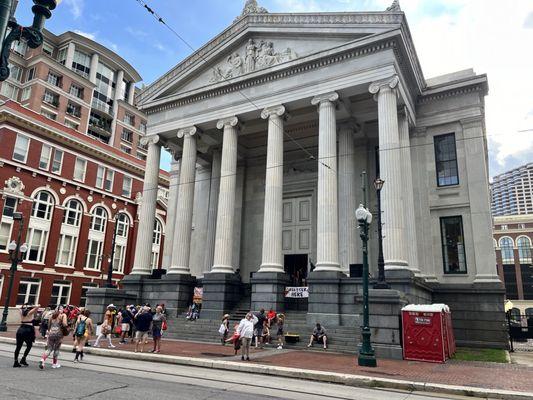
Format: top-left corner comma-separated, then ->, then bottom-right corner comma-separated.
101,2 -> 506,352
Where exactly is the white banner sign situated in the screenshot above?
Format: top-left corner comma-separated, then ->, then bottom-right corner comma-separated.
285,287 -> 309,298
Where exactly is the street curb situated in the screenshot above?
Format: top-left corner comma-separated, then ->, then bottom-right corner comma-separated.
0,337 -> 530,400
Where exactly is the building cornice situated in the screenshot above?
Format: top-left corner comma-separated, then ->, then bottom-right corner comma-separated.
417,75 -> 488,105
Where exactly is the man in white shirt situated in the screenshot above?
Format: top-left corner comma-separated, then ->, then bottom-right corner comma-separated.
237,312 -> 256,361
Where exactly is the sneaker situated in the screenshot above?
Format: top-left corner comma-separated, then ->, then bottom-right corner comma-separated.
307,344 -> 312,348
38,360 -> 44,370
246,357 -> 250,361
277,345 -> 283,350
108,344 -> 116,348
52,363 -> 61,369
20,359 -> 28,367
73,359 -> 79,363
13,361 -> 21,368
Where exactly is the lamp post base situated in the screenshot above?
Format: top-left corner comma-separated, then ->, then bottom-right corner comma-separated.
358,352 -> 377,367
0,322 -> 7,332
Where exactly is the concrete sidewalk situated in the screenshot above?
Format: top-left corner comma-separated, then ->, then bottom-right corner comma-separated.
1,332 -> 532,400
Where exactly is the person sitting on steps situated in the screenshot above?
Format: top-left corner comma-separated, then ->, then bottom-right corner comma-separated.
307,322 -> 328,349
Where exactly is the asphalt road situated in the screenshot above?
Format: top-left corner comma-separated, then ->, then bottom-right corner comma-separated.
0,343 -> 468,400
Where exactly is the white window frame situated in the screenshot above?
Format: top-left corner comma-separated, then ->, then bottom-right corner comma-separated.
51,149 -> 64,174
31,191 -> 54,221
25,227 -> 49,264
0,275 -> 3,301
85,239 -> 104,270
13,134 -> 30,163
96,166 -> 105,189
16,279 -> 41,306
0,197 -> 17,253
39,144 -> 52,170
104,169 -> 114,192
80,283 -> 98,307
90,207 -> 107,232
517,236 -> 532,264
73,157 -> 87,182
63,200 -> 83,227
56,233 -> 78,267
499,236 -> 515,264
113,243 -> 126,274
50,282 -> 71,307
21,86 -> 31,101
122,176 -> 132,197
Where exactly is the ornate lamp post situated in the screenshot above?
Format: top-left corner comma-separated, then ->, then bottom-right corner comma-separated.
0,0 -> 62,81
0,212 -> 28,332
373,177 -> 390,289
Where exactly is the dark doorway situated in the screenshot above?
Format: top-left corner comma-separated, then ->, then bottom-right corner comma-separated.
284,254 -> 308,286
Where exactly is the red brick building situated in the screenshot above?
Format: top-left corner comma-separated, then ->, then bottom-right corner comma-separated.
0,101 -> 168,307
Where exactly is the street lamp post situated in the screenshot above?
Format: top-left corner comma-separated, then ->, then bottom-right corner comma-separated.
0,0 -> 62,81
373,177 -> 390,289
105,213 -> 119,288
356,171 -> 377,367
0,212 -> 28,332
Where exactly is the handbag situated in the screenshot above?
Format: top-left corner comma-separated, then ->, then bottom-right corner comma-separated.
114,325 -> 122,335
162,320 -> 168,331
61,324 -> 69,336
218,323 -> 227,335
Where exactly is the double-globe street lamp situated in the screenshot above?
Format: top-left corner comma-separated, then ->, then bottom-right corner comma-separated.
373,177 -> 390,289
0,212 -> 28,332
0,0 -> 61,81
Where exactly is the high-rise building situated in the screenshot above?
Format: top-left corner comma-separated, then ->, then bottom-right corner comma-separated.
491,163 -> 533,216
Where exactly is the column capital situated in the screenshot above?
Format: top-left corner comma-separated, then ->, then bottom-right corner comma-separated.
177,126 -> 198,138
216,116 -> 239,130
140,134 -> 161,147
311,91 -> 339,106
369,75 -> 399,96
261,105 -> 286,120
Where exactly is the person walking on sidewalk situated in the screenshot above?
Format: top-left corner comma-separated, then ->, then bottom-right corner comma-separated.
134,306 -> 153,353
94,305 -> 116,348
13,304 -> 40,368
73,309 -> 93,362
237,312 -> 255,361
276,314 -> 285,350
253,308 -> 266,348
150,306 -> 166,353
219,314 -> 230,345
118,306 -> 133,344
38,309 -> 68,369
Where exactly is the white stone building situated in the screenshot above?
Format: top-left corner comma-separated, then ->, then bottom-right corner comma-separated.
115,1 -> 507,351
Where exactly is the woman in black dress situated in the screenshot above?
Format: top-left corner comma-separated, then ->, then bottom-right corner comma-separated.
13,304 -> 39,367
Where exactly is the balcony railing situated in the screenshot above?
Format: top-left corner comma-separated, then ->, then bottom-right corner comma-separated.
88,117 -> 112,133
91,98 -> 114,116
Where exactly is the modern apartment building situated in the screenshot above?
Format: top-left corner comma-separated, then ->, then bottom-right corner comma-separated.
491,163 -> 533,216
0,30 -> 170,308
0,29 -> 149,161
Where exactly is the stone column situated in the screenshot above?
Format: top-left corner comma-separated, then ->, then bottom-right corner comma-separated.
161,155 -> 180,270
369,75 -> 408,271
65,42 -> 75,69
89,53 -> 99,83
312,92 -> 341,272
398,110 -> 421,275
258,105 -> 286,273
203,149 -> 221,274
168,127 -> 197,274
131,135 -> 161,275
211,116 -> 239,273
127,84 -> 135,105
338,122 -> 358,275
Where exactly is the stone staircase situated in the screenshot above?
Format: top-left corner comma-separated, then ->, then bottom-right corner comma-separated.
164,302 -> 361,354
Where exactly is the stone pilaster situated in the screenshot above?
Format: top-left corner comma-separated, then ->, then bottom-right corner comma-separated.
259,105 -> 286,273
211,116 -> 239,274
203,149 -> 221,274
89,53 -> 99,83
168,127 -> 197,274
131,135 -> 162,275
398,110 -> 421,275
369,76 -> 408,270
311,92 -> 341,272
338,122 -> 358,274
161,156 -> 180,270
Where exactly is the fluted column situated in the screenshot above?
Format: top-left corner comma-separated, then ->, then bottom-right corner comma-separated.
259,105 -> 286,273
338,122 -> 358,274
161,155 -> 180,270
312,92 -> 341,272
168,127 -> 198,274
398,110 -> 421,274
211,117 -> 239,273
203,149 -> 221,274
369,75 -> 408,270
131,135 -> 162,275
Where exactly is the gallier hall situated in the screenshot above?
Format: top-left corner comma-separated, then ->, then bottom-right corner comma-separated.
88,1 -> 507,355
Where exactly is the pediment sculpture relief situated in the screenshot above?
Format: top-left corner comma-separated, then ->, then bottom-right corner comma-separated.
209,39 -> 298,83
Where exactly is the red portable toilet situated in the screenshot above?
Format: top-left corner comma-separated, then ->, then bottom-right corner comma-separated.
402,304 -> 450,363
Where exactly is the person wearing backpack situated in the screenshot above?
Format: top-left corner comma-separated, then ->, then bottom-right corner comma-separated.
73,310 -> 93,362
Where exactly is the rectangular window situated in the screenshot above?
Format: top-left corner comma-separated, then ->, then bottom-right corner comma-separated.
0,82 -> 19,100
0,197 -> 17,251
69,84 -> 84,99
72,50 -> 91,78
56,234 -> 77,267
43,90 -> 59,107
121,129 -> 133,143
120,145 -> 131,155
41,109 -> 57,121
85,240 -> 104,270
47,71 -> 62,88
42,42 -> 54,56
57,47 -> 67,65
64,119 -> 79,131
51,149 -> 63,174
434,133 -> 459,187
80,284 -> 98,307
21,87 -> 31,101
73,158 -> 87,182
13,134 -> 30,163
50,282 -> 71,307
113,244 -> 126,273
122,176 -> 132,197
440,216 -> 467,274
26,228 -> 48,263
104,170 -> 114,192
16,279 -> 40,305
39,144 -> 52,170
27,67 -> 35,81
11,39 -> 27,57
66,102 -> 81,118
123,113 -> 135,126
139,122 -> 147,134
136,152 -> 146,161
9,63 -> 23,82
95,166 -> 105,189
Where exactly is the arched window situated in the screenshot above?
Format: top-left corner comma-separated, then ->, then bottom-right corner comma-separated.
63,200 -> 83,227
499,237 -> 514,264
26,191 -> 55,263
510,307 -> 521,321
151,219 -> 163,270
31,191 -> 54,220
517,236 -> 532,264
112,213 -> 130,274
525,308 -> 533,318
86,207 -> 108,270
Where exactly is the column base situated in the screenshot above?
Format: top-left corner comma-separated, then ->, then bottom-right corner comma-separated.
307,270 -> 345,326
257,263 -> 284,273
128,270 -> 152,276
167,266 -> 192,275
210,264 -> 234,274
201,272 -> 243,320
251,272 -> 290,312
314,262 -> 341,272
473,274 -> 502,283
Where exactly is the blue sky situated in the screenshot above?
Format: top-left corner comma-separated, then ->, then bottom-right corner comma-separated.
14,0 -> 533,177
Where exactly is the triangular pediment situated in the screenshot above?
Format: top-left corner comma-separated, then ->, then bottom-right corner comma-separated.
138,12 -> 406,106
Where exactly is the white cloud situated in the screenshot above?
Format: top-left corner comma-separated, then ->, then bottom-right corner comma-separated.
73,30 -> 96,41
64,0 -> 84,19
